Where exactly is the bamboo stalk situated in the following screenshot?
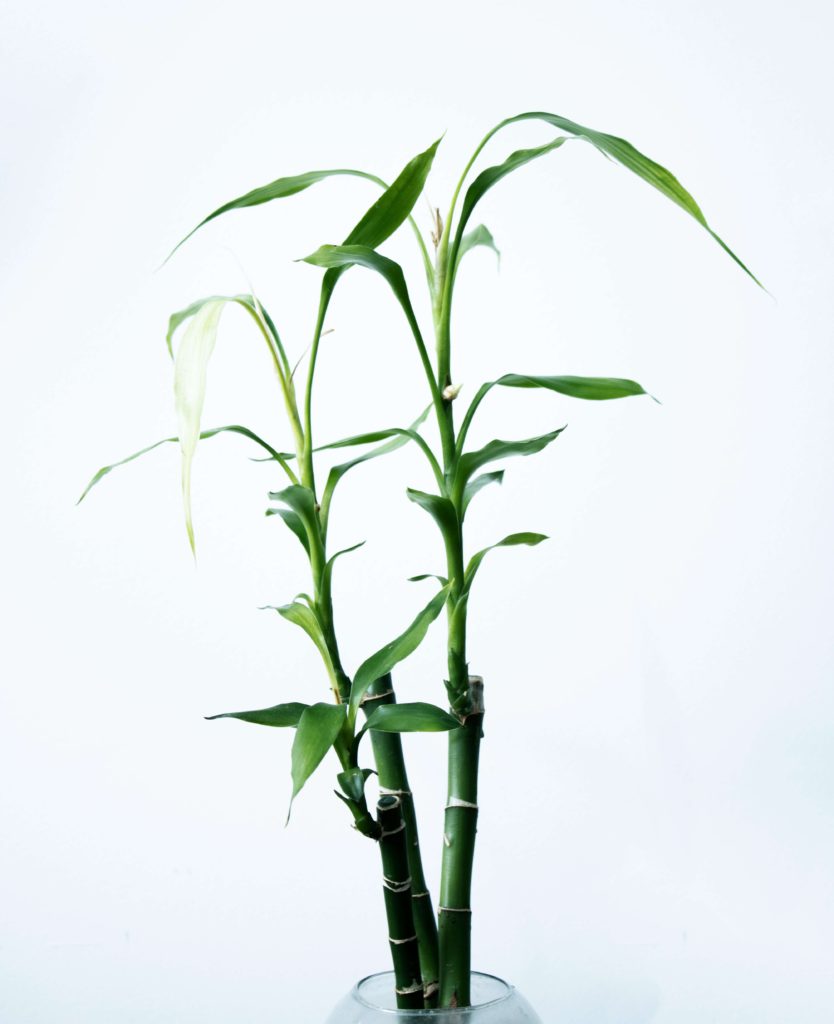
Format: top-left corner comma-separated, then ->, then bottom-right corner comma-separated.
377,795 -> 424,1011
437,676 -> 483,1007
363,674 -> 440,1006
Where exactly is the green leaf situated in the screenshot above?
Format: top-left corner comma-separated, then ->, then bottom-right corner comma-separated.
265,508 -> 310,555
290,702 -> 346,808
457,427 -> 566,491
457,136 -> 569,241
167,168 -> 385,261
349,584 -> 452,721
321,541 -> 366,599
495,373 -> 649,400
406,488 -> 458,536
337,766 -> 374,803
470,111 -> 761,286
206,702 -> 308,727
407,573 -> 449,585
265,601 -> 334,675
464,532 -> 549,592
462,469 -> 504,516
364,702 -> 461,733
267,484 -> 319,552
455,224 -> 501,273
320,406 -> 434,528
77,424 -> 287,505
303,243 -> 413,310
343,137 -> 441,249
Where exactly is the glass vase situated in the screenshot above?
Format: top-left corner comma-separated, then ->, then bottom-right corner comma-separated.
326,971 -> 542,1023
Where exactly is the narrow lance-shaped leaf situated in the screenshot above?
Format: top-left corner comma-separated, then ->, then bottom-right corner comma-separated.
205,702 -> 308,727
343,138 -> 441,250
77,424 -> 289,505
465,111 -> 762,286
320,406 -> 436,529
462,469 -> 504,516
290,703 -> 347,812
495,373 -> 650,400
457,427 -> 567,492
364,702 -> 462,734
349,584 -> 452,721
167,168 -> 386,261
456,136 -> 569,243
464,532 -> 549,592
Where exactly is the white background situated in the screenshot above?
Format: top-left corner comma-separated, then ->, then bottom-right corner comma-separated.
2,1 -> 832,1021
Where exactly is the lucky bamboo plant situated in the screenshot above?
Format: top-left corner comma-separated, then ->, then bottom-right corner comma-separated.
81,110 -> 759,1012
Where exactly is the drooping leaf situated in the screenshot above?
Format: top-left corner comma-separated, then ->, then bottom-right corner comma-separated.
457,427 -> 566,491
290,702 -> 347,807
167,168 -> 384,261
455,224 -> 501,273
173,299 -> 226,554
407,573 -> 449,585
320,406 -> 434,527
462,469 -> 504,516
206,702 -> 308,727
406,488 -> 458,536
77,424 -> 290,505
303,244 -> 413,313
265,508 -> 310,554
456,136 -> 569,241
364,702 -> 461,733
464,111 -> 761,286
349,584 -> 452,720
464,532 -> 549,592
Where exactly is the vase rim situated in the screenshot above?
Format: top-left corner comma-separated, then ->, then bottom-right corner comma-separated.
352,971 -> 514,1015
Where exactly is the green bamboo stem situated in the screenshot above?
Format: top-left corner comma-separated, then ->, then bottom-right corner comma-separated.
363,674 -> 440,1007
377,795 -> 424,1011
437,676 -> 483,1008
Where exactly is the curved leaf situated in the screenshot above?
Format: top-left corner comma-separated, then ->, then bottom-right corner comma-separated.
457,427 -> 566,492
349,584 -> 452,721
455,224 -> 501,273
406,488 -> 458,536
290,702 -> 347,809
462,469 -> 504,516
457,136 -> 569,241
265,508 -> 310,554
464,532 -> 549,592
77,424 -> 288,505
407,573 -> 449,585
206,702 -> 308,727
167,168 -> 383,261
320,405 -> 435,528
303,243 -> 412,307
465,111 -> 761,286
364,702 -> 461,733
322,540 -> 366,599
